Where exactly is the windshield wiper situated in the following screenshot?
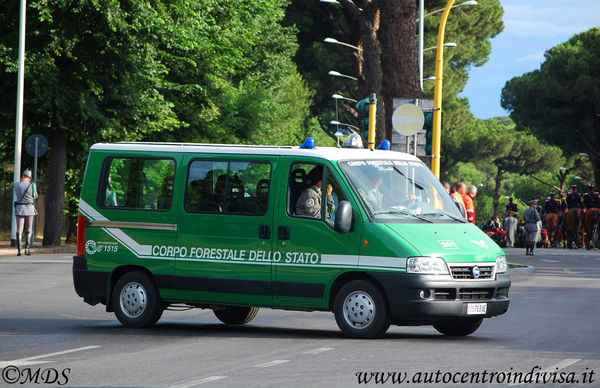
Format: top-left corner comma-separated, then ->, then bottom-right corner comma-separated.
421,211 -> 467,223
373,209 -> 433,223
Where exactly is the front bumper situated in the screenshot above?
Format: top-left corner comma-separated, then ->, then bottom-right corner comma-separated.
368,272 -> 511,324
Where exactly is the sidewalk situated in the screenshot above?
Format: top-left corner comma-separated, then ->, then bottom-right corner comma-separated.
0,239 -> 76,257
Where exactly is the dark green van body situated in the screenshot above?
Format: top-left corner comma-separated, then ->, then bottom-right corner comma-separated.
73,143 -> 510,335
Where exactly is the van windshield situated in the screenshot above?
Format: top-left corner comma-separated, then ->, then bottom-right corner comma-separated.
339,160 -> 465,222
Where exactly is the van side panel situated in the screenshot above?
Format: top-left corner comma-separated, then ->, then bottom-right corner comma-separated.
77,150 -> 181,302
173,154 -> 278,307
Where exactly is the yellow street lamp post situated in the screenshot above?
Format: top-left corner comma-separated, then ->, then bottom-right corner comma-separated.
431,0 -> 456,180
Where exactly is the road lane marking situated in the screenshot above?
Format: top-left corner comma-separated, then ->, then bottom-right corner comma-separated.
542,259 -> 559,263
169,376 -> 228,388
302,347 -> 334,355
0,345 -> 101,368
508,358 -> 581,387
253,360 -> 290,368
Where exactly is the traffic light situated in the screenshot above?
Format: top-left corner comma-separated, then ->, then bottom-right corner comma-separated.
356,94 -> 377,149
356,98 -> 372,130
423,111 -> 434,155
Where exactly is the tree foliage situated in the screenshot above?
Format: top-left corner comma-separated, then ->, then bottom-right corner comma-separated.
0,0 -> 325,245
283,0 -> 503,142
501,27 -> 600,186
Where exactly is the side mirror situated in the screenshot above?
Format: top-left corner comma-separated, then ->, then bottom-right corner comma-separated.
334,200 -> 353,233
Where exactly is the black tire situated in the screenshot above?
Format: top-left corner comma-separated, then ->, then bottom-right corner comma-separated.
333,280 -> 390,339
213,306 -> 259,325
112,271 -> 164,328
433,318 -> 483,336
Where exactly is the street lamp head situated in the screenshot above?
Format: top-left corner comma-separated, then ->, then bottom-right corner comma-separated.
559,166 -> 567,171
444,42 -> 458,48
580,152 -> 590,157
320,0 -> 340,3
332,94 -> 357,103
324,37 -> 339,44
328,70 -> 358,81
423,76 -> 436,81
574,176 -> 582,180
459,1 -> 478,7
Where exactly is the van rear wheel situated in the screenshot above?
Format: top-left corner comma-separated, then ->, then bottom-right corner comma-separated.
433,318 -> 483,336
333,280 -> 390,339
112,271 -> 163,328
213,306 -> 259,325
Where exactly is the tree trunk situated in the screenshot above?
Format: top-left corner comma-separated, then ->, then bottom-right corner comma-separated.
379,0 -> 422,141
356,7 -> 385,143
492,169 -> 503,219
43,131 -> 67,246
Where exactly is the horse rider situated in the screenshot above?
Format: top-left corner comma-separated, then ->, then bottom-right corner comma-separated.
566,185 -> 583,210
583,184 -> 599,210
505,196 -> 518,216
544,192 -> 559,214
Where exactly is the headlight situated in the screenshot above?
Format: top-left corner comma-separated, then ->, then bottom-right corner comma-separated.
496,255 -> 507,273
407,257 -> 449,274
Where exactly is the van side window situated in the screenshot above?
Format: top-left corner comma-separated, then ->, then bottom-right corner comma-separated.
288,163 -> 347,224
324,169 -> 347,226
185,160 -> 271,216
101,158 -> 175,210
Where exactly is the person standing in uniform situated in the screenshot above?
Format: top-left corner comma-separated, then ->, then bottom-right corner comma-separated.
14,169 -> 38,256
523,200 -> 541,256
463,185 -> 477,224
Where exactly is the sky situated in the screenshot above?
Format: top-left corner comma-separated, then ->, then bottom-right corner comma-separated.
459,0 -> 600,119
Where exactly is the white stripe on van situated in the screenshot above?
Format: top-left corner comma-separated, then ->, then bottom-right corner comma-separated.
79,199 -> 152,258
321,254 -> 359,266
78,199 -> 407,271
360,256 -> 407,269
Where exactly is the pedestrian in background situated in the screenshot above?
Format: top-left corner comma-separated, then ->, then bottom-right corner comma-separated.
503,211 -> 518,248
463,185 -> 477,224
523,200 -> 540,256
450,182 -> 466,218
14,168 -> 38,256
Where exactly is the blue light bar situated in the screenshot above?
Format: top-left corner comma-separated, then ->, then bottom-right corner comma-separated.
300,137 -> 316,149
376,140 -> 391,150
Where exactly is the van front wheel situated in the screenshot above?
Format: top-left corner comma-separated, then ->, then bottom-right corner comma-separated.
112,271 -> 163,328
433,318 -> 483,336
213,306 -> 259,325
334,280 -> 390,338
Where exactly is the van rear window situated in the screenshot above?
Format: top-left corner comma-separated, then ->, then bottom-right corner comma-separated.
184,160 -> 271,216
100,157 -> 175,211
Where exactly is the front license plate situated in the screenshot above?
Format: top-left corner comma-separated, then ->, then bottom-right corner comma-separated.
467,303 -> 487,315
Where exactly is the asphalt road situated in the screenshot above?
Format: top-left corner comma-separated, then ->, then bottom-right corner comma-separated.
1,248 -> 599,387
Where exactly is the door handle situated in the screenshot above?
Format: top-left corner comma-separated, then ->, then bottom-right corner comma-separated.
259,225 -> 270,239
278,225 -> 290,240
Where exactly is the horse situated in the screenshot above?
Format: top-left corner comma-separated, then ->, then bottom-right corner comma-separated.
565,208 -> 581,249
544,212 -> 559,247
583,208 -> 600,249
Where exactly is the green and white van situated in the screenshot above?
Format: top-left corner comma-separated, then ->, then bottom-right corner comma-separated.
73,140 -> 510,338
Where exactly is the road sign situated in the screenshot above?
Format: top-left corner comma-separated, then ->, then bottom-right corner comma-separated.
25,134 -> 48,157
392,104 -> 424,136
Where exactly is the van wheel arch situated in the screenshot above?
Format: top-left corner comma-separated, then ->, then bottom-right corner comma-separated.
329,272 -> 390,313
106,265 -> 158,312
